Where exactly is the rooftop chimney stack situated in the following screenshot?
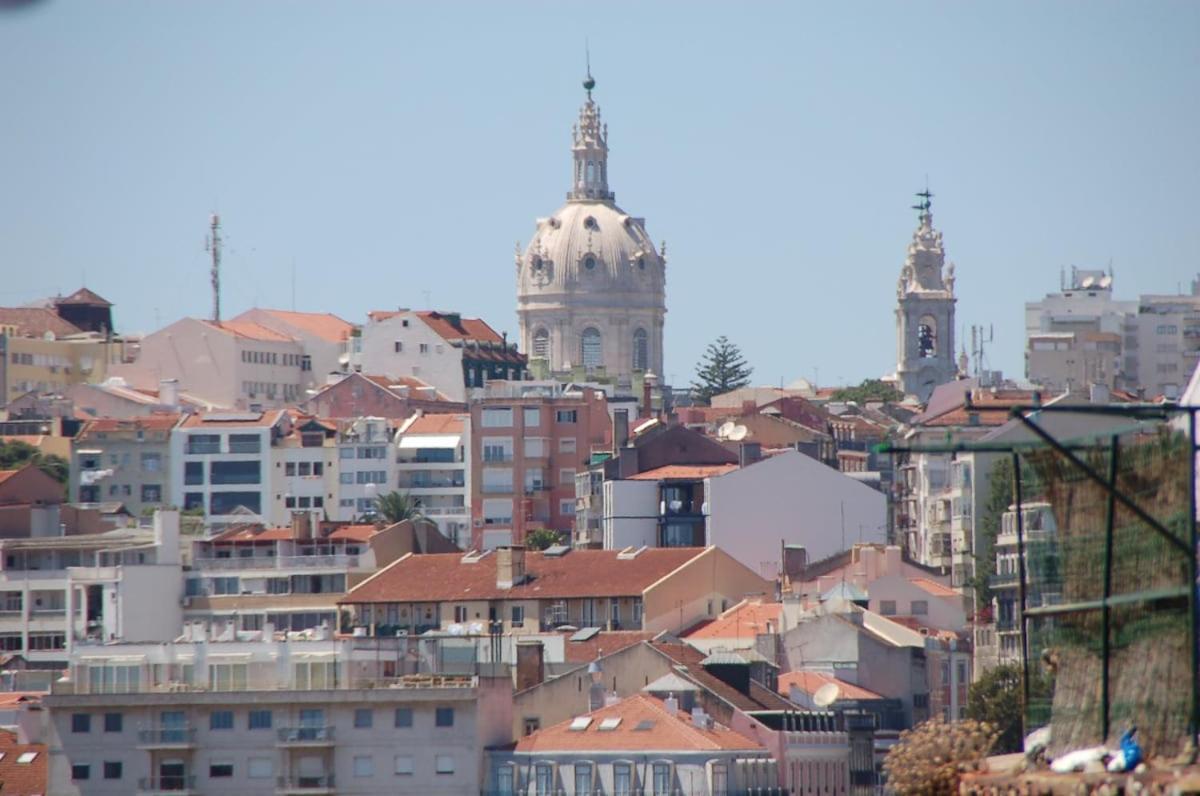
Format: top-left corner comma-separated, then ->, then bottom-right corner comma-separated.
159,378 -> 179,409
613,408 -> 629,450
496,545 -> 527,589
291,511 -> 314,541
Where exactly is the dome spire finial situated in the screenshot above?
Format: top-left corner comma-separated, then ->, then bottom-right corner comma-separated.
583,41 -> 595,98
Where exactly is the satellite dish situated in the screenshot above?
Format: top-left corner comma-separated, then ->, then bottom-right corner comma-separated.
1081,276 -> 1095,288
728,425 -> 748,442
813,683 -> 840,707
717,421 -> 736,439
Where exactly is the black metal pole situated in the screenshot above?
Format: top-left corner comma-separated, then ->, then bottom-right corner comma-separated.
1013,452 -> 1031,724
1189,409 -> 1199,751
1101,434 -> 1119,744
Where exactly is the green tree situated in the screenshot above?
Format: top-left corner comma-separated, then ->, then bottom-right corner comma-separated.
691,335 -> 753,405
830,379 -> 904,404
0,440 -> 68,487
371,491 -> 426,524
965,663 -> 1025,754
524,528 -> 563,551
964,458 -> 1014,609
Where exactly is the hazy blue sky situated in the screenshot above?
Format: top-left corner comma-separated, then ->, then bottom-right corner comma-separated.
1,1 -> 1197,388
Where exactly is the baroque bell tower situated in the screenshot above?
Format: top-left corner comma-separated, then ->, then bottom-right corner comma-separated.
895,190 -> 957,402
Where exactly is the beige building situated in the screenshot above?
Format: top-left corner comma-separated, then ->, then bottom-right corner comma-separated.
516,71 -> 666,385
341,544 -> 771,638
42,634 -> 514,796
71,414 -> 181,515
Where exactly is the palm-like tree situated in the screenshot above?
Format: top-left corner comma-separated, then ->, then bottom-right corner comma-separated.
371,490 -> 427,525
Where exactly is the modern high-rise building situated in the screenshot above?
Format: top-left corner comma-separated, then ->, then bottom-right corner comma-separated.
516,71 -> 666,386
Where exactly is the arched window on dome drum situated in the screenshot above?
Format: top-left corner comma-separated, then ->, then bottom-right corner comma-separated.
532,329 -> 550,360
632,328 -> 649,372
581,328 -> 603,370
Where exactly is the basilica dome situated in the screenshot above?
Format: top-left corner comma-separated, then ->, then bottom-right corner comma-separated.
515,72 -> 667,381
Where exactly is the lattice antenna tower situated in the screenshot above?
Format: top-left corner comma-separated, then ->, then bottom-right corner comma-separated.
206,214 -> 223,322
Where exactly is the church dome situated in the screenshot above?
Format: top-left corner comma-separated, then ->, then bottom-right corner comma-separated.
518,200 -> 663,294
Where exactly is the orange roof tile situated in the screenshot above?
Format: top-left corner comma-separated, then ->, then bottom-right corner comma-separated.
627,464 -> 740,481
685,600 -> 782,640
778,670 -> 882,701
401,413 -> 466,435
909,577 -> 959,597
342,548 -> 706,604
0,728 -> 48,795
203,319 -> 296,343
78,414 -> 182,438
328,524 -> 378,542
416,311 -> 503,344
250,309 -> 355,342
560,631 -> 658,665
55,287 -> 112,306
650,641 -> 793,712
0,307 -> 82,338
514,694 -> 764,753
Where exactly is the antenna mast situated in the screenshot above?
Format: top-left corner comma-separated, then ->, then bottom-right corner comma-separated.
207,214 -> 222,322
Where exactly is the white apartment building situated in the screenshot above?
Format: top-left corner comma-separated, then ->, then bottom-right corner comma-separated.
41,633 -> 514,796
268,417 -> 337,526
0,510 -> 182,670
331,417 -> 395,521
394,413 -> 471,549
229,309 -> 356,392
172,410 -> 289,527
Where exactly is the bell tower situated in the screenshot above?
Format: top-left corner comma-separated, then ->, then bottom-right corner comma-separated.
895,190 -> 957,402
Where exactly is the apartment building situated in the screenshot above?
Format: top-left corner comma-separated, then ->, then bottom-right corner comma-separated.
171,410 -> 290,527
71,414 -> 181,515
0,507 -> 182,669
486,693 -> 779,796
119,317 -> 308,410
300,371 -> 460,420
471,381 -> 610,550
183,514 -> 421,634
394,413 -> 471,549
341,544 -> 772,638
229,309 -> 356,391
41,633 -> 514,796
358,310 -> 527,402
268,416 -> 337,526
331,417 -> 395,521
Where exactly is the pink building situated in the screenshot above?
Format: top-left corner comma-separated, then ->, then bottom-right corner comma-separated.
469,382 -> 610,549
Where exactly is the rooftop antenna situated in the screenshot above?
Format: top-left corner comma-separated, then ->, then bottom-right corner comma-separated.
584,41 -> 593,99
206,214 -> 222,322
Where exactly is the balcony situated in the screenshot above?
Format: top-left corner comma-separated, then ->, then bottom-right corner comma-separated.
185,443 -> 220,455
276,775 -> 335,794
191,554 -> 360,571
138,775 -> 197,794
989,572 -> 1018,588
137,728 -> 197,749
482,453 -> 514,464
277,726 -> 335,746
396,472 -> 465,489
481,484 -> 513,494
228,441 -> 262,454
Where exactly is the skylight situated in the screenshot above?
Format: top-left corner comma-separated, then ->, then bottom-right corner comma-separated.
634,719 -> 655,731
568,717 -> 593,731
17,751 -> 37,764
598,717 -> 622,731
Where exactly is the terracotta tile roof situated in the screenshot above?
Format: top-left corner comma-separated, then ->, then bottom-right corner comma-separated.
327,524 -> 378,542
358,374 -> 453,402
401,413 -> 465,435
367,310 -> 401,322
778,670 -> 882,701
0,728 -> 48,795
55,287 -> 112,306
0,692 -> 42,707
202,319 -> 296,343
77,414 -> 182,438
208,525 -> 295,543
626,464 -> 740,481
0,307 -> 82,338
513,694 -> 764,753
685,600 -> 782,641
561,631 -> 658,665
180,409 -> 286,429
247,309 -> 355,342
909,577 -> 959,597
416,311 -> 503,344
651,642 -> 791,713
342,547 -> 706,604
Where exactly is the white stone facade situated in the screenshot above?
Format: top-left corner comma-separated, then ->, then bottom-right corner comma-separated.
895,197 -> 958,402
517,74 -> 666,384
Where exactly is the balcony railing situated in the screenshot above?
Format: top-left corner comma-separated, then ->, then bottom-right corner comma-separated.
277,726 -> 335,744
138,775 -> 196,792
277,775 -> 335,791
137,728 -> 197,746
228,441 -> 262,454
481,484 -> 513,494
185,443 -> 220,455
482,453 -> 514,463
420,506 -> 468,517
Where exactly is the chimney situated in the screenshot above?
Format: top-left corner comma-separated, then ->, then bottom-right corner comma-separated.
291,511 -> 314,541
613,408 -> 629,450
642,375 -> 653,417
739,441 -> 762,467
663,694 -> 678,717
496,545 -> 527,589
782,545 -> 807,580
1090,383 -> 1110,405
691,707 -> 712,730
587,660 -> 606,711
159,378 -> 179,408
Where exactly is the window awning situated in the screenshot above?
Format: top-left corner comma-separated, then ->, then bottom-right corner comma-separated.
398,434 -> 460,449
